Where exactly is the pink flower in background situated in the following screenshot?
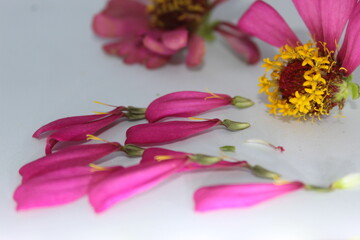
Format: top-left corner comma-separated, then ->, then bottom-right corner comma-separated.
145,91 -> 254,122
14,166 -> 123,210
93,0 -> 259,69
194,182 -> 304,212
33,107 -> 124,154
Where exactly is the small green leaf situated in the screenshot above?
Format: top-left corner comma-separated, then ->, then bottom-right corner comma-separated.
219,145 -> 236,152
189,154 -> 222,165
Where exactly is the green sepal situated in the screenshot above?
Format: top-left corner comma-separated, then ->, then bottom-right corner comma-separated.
222,119 -> 250,131
122,144 -> 145,157
125,113 -> 146,120
219,145 -> 236,152
189,154 -> 222,165
250,165 -> 281,180
196,14 -> 218,42
348,82 -> 359,100
126,106 -> 147,114
304,185 -> 333,192
231,96 -> 254,108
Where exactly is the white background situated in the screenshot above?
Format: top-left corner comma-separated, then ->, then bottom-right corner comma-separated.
1,0 -> 360,239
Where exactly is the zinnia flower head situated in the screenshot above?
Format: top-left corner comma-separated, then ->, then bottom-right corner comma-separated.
93,0 -> 259,68
238,0 -> 360,120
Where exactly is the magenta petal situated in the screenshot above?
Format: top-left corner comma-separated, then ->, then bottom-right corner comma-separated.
145,91 -> 232,122
194,182 -> 304,212
125,119 -> 221,146
45,114 -> 123,154
33,114 -> 108,139
180,160 -> 247,173
338,4 -> 360,75
161,28 -> 188,51
238,1 -> 299,47
102,0 -> 148,20
143,35 -> 177,56
186,34 -> 206,67
20,143 -> 120,181
88,159 -> 184,213
140,148 -> 188,164
220,33 -> 260,64
92,14 -> 148,38
319,0 -> 356,52
14,167 -> 93,210
145,54 -> 170,69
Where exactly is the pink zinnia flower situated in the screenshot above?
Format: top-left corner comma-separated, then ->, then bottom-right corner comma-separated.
93,0 -> 259,69
238,0 -> 360,120
145,91 -> 254,122
125,118 -> 250,146
194,181 -> 304,212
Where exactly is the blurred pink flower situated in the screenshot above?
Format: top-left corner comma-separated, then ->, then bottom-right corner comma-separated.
93,0 -> 259,69
194,182 -> 304,212
145,91 -> 253,122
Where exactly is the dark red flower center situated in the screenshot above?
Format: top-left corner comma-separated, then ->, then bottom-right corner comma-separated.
148,0 -> 210,30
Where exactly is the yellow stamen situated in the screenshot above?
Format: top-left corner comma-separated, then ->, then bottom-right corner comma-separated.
89,163 -> 110,172
93,101 -> 117,108
188,117 -> 210,121
154,155 -> 175,161
204,88 -> 226,100
91,111 -> 110,115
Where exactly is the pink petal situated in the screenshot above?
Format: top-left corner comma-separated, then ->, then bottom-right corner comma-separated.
19,143 -> 120,181
143,35 -> 178,56
238,1 -> 299,47
140,148 -> 189,165
194,182 -> 304,212
145,91 -> 232,122
161,28 -> 188,51
33,114 -> 109,139
92,0 -> 149,37
338,4 -> 360,75
45,114 -> 123,154
181,160 -> 247,173
14,167 -> 93,210
103,39 -> 170,69
140,148 -> 247,173
88,159 -> 185,213
186,34 -> 206,67
219,33 -> 260,64
102,0 -> 148,19
125,119 -> 221,146
293,0 -> 356,52
92,14 -> 149,38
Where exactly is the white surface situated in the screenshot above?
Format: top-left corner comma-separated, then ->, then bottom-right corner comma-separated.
1,0 -> 360,239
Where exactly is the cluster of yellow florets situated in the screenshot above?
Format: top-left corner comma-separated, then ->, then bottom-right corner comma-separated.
259,41 -> 344,120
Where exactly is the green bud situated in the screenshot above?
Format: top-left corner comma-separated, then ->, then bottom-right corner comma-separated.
219,145 -> 236,152
222,119 -> 250,131
122,144 -> 144,157
231,96 -> 254,108
126,106 -> 147,114
331,173 -> 360,190
125,113 -> 146,120
250,165 -> 281,180
189,154 -> 222,165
